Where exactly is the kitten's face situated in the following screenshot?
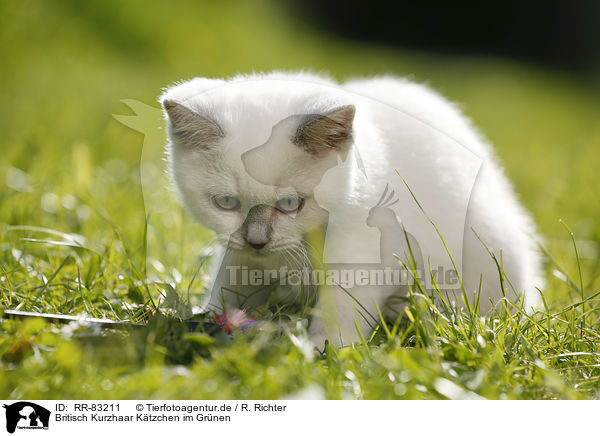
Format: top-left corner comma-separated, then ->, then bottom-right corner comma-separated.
164,99 -> 354,257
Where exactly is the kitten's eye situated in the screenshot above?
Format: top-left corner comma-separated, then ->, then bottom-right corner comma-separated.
213,195 -> 241,211
275,197 -> 303,213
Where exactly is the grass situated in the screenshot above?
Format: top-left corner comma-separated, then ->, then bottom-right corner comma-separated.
1,0 -> 599,399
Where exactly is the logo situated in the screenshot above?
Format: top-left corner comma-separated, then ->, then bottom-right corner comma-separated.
3,402 -> 50,434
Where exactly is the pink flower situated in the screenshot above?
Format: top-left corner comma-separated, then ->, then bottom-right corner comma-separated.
213,309 -> 257,332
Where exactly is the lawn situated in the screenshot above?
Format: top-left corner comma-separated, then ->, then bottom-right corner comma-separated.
1,0 -> 599,399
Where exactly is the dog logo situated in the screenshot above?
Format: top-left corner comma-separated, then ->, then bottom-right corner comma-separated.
3,402 -> 50,433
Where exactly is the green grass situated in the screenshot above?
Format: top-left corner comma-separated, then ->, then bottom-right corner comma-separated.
1,0 -> 599,399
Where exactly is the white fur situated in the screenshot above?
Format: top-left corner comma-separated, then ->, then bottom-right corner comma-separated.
161,71 -> 544,347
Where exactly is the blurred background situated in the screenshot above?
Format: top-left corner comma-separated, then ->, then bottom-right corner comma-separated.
1,0 -> 599,308
297,0 -> 600,71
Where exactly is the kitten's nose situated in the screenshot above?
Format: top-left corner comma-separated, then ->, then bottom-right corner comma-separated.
245,222 -> 270,249
242,204 -> 273,250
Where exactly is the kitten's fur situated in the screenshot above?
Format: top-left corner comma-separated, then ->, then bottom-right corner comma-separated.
160,72 -> 543,347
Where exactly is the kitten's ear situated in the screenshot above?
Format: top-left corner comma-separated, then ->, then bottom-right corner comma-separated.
162,99 -> 224,149
293,105 -> 355,155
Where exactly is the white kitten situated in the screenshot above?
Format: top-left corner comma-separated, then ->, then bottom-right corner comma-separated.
160,72 -> 543,347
